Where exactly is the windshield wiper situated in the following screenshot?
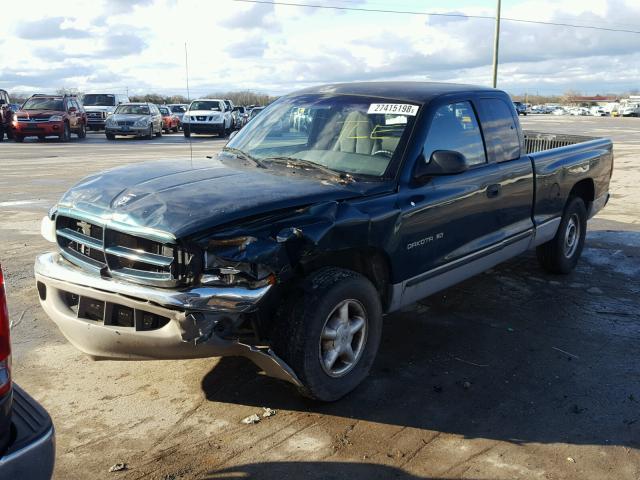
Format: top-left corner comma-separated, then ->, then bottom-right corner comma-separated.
264,156 -> 355,183
222,147 -> 267,169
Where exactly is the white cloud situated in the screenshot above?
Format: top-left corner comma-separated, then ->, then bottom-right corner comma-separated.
3,0 -> 640,96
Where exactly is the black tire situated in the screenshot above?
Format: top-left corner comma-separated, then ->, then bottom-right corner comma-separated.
173,125 -> 179,133
106,133 -> 116,140
272,267 -> 383,401
219,126 -> 226,138
183,126 -> 191,137
537,196 -> 587,274
146,125 -> 153,140
77,122 -> 86,139
14,135 -> 24,143
0,124 -> 4,142
38,135 -> 45,141
60,122 -> 71,142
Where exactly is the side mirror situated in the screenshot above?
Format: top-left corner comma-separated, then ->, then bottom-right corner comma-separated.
414,150 -> 469,179
68,106 -> 77,113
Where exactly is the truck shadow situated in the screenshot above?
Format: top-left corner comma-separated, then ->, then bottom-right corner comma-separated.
204,461 -> 459,479
201,230 -> 640,449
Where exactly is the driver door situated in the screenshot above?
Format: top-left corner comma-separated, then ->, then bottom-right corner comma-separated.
396,100 -> 502,285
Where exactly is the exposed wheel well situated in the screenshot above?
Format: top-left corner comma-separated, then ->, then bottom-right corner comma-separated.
568,179 -> 595,206
299,248 -> 392,309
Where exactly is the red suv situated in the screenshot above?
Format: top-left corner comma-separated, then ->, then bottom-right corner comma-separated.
12,94 -> 87,142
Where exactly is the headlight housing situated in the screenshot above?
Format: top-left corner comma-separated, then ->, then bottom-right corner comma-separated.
182,114 -> 190,123
49,115 -> 63,122
106,117 -> 116,126
134,118 -> 149,127
202,236 -> 276,288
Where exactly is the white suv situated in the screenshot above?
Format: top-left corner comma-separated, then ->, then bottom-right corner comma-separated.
182,99 -> 232,137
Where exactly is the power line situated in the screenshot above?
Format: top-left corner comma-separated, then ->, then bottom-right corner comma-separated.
230,0 -> 640,35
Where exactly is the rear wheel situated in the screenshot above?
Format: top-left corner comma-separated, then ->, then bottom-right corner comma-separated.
537,196 -> 587,274
272,267 -> 383,401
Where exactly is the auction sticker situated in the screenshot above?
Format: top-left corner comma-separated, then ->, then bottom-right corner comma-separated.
368,103 -> 419,116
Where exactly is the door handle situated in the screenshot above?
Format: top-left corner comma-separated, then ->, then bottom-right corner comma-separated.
486,184 -> 502,198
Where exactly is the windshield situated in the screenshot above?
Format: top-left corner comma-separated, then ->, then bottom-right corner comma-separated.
22,98 -> 63,111
250,108 -> 263,118
170,105 -> 186,113
226,94 -> 417,178
115,104 -> 150,115
189,101 -> 221,111
82,94 -> 115,106
158,107 -> 170,115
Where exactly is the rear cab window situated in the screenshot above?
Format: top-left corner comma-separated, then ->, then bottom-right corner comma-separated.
477,98 -> 521,162
423,101 -> 486,167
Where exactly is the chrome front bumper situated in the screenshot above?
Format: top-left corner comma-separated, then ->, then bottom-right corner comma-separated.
34,252 -> 301,386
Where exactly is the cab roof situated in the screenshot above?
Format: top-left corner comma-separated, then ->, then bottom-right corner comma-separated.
294,82 -> 500,104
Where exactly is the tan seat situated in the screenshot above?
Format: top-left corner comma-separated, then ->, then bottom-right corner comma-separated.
333,111 -> 374,154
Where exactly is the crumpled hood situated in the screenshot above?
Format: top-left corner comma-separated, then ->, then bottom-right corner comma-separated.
58,158 -> 378,239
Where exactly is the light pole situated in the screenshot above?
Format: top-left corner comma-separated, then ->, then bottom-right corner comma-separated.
492,0 -> 502,88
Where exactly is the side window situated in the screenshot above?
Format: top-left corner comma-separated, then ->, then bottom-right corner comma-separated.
478,98 -> 520,162
424,101 -> 486,167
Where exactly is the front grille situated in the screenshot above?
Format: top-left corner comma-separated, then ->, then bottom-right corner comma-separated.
117,120 -> 135,126
56,215 -> 195,287
19,117 -> 51,123
87,112 -> 106,120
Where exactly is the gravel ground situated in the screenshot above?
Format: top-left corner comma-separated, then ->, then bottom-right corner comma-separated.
0,116 -> 638,480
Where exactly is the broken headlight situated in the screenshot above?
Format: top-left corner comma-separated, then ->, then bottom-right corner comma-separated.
201,236 -> 275,288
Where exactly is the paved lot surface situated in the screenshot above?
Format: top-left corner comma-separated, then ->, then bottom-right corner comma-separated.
1,118 -> 638,480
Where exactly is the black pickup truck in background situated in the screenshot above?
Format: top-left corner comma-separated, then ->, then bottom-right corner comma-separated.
34,82 -> 613,401
0,265 -> 55,478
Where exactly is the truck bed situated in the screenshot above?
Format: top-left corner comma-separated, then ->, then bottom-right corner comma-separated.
523,130 -> 613,229
523,131 -> 601,154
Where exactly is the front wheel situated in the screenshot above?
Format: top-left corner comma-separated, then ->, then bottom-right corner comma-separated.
272,267 -> 383,401
537,196 -> 587,274
59,122 -> 71,142
106,133 -> 116,140
77,122 -> 86,139
183,126 -> 191,137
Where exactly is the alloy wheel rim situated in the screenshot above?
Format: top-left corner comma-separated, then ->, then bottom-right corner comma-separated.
564,213 -> 580,258
319,299 -> 368,378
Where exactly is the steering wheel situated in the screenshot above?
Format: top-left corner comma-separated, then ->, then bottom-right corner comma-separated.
372,149 -> 393,157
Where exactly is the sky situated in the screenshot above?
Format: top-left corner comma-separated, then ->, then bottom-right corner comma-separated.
2,0 -> 640,97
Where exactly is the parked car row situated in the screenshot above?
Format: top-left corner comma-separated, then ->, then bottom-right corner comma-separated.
2,91 -> 267,142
